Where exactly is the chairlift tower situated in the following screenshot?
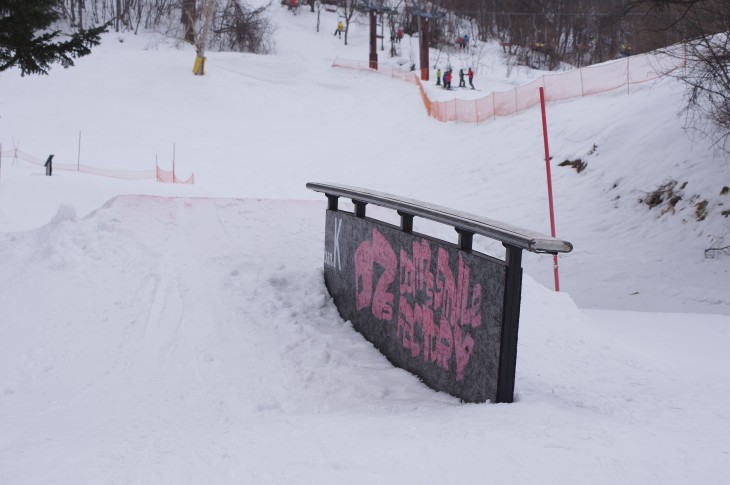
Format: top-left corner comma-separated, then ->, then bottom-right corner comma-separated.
408,6 -> 445,81
358,2 -> 395,70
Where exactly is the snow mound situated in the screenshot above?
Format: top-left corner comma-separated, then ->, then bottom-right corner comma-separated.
50,203 -> 77,224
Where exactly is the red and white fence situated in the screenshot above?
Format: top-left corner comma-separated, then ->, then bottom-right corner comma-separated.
334,49 -> 682,124
0,147 -> 194,184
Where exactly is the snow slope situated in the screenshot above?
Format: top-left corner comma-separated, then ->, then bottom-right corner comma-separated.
0,5 -> 729,484
1,7 -> 727,313
1,195 -> 727,484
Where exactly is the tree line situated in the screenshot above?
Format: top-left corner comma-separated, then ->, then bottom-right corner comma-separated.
388,0 -> 725,69
9,1 -> 724,70
52,0 -> 275,54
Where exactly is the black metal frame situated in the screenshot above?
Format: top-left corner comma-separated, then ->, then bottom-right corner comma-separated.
307,182 -> 573,403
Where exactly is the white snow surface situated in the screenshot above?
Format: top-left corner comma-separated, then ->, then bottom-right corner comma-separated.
1,5 -> 729,484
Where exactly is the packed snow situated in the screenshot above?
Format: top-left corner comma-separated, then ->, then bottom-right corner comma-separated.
0,5 -> 728,484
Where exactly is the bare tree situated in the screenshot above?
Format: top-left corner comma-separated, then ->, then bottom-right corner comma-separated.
312,0 -> 326,32
182,0 -> 196,43
626,0 -> 730,152
212,0 -> 274,53
331,0 -> 359,46
52,1 -> 275,54
194,0 -> 217,74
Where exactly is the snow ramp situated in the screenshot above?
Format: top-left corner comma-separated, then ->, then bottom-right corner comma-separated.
0,195 -> 728,484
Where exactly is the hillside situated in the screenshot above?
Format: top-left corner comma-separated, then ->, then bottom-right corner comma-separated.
2,5 -> 728,313
0,5 -> 729,484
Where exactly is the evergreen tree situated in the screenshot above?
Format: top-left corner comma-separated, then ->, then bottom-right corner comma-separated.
0,0 -> 108,76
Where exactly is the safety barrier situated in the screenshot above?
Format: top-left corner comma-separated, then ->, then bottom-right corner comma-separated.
0,148 -> 194,184
155,164 -> 195,184
334,49 -> 683,124
333,57 -> 418,85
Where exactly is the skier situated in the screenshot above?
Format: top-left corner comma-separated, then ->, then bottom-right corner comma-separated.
334,20 -> 343,38
444,70 -> 452,89
436,68 -> 441,86
467,67 -> 474,89
463,34 -> 469,48
458,69 -> 466,87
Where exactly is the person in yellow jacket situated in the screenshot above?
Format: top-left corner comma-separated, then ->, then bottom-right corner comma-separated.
334,20 -> 343,38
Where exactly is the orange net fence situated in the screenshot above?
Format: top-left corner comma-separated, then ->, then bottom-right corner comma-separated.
334,49 -> 683,124
333,57 -> 419,85
156,165 -> 195,184
0,148 -> 194,184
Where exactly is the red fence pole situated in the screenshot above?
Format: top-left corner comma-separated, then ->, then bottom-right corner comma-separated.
173,143 -> 176,183
539,86 -> 560,292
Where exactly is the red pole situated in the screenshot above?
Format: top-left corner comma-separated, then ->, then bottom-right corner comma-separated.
539,87 -> 560,292
173,143 -> 176,183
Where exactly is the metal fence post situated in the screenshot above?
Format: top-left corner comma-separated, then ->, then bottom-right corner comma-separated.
496,243 -> 523,403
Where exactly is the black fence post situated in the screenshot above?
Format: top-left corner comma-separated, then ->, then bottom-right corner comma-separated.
398,211 -> 414,233
353,200 -> 367,218
326,194 -> 339,211
455,228 -> 474,251
44,154 -> 54,176
496,243 -> 524,403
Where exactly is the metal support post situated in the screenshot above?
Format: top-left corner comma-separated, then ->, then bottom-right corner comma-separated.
353,200 -> 367,218
496,244 -> 523,403
398,211 -> 414,233
456,228 -> 474,251
326,194 -> 339,211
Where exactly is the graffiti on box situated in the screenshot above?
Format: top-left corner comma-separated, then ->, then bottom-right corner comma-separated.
353,228 -> 482,381
324,217 -> 343,271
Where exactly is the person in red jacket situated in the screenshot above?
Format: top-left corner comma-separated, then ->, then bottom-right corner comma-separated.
443,69 -> 452,89
467,67 -> 474,89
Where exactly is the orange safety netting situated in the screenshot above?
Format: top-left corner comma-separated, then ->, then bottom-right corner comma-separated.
0,148 -> 194,184
156,165 -> 195,184
334,50 -> 682,124
333,57 -> 419,85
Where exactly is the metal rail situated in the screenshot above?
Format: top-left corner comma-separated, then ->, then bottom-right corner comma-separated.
306,182 -> 573,254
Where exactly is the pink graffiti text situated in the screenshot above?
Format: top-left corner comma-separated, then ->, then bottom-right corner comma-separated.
354,229 -> 483,381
